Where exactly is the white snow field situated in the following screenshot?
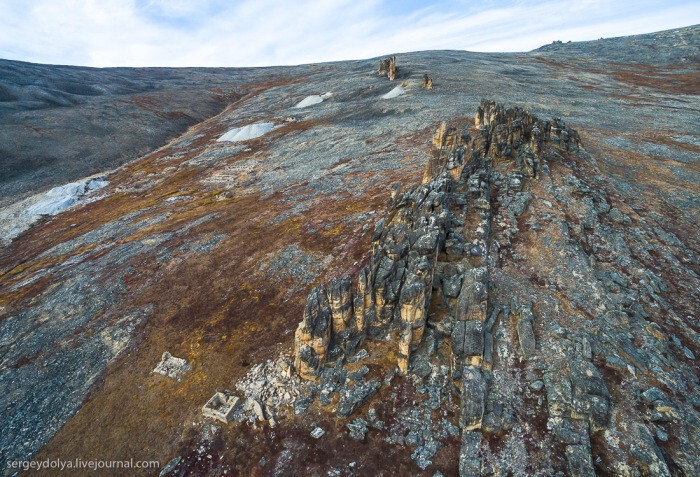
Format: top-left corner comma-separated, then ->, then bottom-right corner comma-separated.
0,177 -> 109,245
217,122 -> 276,142
381,86 -> 405,99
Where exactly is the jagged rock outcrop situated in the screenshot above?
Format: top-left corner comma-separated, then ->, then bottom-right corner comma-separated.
474,99 -> 581,177
293,100 -> 575,384
293,177 -> 449,376
288,99 -> 699,475
294,99 -> 585,391
378,56 -> 397,80
294,285 -> 332,379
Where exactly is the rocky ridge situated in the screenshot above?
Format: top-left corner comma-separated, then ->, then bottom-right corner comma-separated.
191,100 -> 699,476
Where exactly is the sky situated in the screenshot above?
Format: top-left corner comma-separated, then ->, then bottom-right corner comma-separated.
1,0 -> 698,67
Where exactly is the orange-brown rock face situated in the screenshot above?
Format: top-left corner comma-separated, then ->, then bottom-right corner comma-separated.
378,56 -> 398,80
352,266 -> 372,336
294,285 -> 332,379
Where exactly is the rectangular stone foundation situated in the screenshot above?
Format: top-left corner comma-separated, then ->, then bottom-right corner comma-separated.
202,392 -> 240,423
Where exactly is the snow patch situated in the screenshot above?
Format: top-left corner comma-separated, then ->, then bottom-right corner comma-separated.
0,176 -> 108,246
294,92 -> 332,108
382,86 -> 405,99
217,122 -> 276,142
295,95 -> 323,108
25,179 -> 108,217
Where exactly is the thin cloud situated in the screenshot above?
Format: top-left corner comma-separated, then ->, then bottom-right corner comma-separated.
0,0 -> 697,67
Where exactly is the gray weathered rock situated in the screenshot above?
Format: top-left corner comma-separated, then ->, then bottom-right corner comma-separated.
459,366 -> 486,430
347,418 -> 369,441
459,431 -> 482,477
337,380 -> 381,418
565,444 -> 595,477
516,315 -> 536,360
451,320 -> 484,358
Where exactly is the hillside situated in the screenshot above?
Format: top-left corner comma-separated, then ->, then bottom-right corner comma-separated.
0,25 -> 699,476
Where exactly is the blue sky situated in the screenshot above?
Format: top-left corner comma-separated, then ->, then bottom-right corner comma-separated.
1,0 -> 698,67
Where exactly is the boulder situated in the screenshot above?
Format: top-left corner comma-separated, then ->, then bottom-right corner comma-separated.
347,418 -> 369,441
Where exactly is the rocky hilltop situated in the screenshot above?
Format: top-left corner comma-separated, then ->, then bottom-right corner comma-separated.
0,25 -> 699,476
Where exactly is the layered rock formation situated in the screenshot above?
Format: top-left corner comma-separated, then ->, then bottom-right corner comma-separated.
293,285 -> 333,379
290,99 -> 699,475
294,176 -> 448,376
293,99 -> 581,382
